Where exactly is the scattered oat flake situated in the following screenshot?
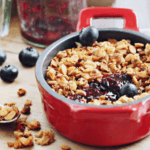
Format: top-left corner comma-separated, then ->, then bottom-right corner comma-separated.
61,145 -> 71,150
45,39 -> 150,105
17,88 -> 26,96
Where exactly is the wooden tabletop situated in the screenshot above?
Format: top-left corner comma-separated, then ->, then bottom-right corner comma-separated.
0,15 -> 150,150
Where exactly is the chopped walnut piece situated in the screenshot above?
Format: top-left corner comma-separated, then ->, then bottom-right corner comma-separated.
57,51 -> 67,59
35,130 -> 54,145
7,142 -> 14,147
92,47 -> 106,59
14,130 -> 24,138
26,119 -> 41,130
105,46 -> 115,54
137,70 -> 148,79
125,54 -> 134,62
17,88 -> 26,97
61,145 -> 71,150
13,139 -> 23,149
61,54 -> 79,66
19,136 -> 33,147
35,130 -> 43,138
21,104 -> 31,114
25,100 -> 32,106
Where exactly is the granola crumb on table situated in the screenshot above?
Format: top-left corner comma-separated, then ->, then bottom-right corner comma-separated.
17,88 -> 26,97
35,130 -> 55,146
6,100 -> 55,149
61,145 -> 71,150
46,39 -> 150,105
26,119 -> 41,130
21,100 -> 32,114
7,130 -> 34,149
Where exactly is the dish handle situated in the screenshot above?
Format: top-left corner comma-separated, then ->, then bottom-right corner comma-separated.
76,7 -> 139,32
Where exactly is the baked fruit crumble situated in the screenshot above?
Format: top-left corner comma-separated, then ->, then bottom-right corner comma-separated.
46,39 -> 150,105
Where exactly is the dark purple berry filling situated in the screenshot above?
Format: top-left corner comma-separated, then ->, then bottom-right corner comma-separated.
69,73 -> 132,103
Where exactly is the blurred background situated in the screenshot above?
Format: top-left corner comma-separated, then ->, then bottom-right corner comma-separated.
11,0 -> 150,34
10,0 -> 150,47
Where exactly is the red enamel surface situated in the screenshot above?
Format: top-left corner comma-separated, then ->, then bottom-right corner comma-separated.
76,7 -> 139,32
37,79 -> 150,146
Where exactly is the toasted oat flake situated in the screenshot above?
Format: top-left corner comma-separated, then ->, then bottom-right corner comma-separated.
135,43 -> 144,47
46,39 -> 150,105
17,88 -> 26,97
35,130 -> 54,146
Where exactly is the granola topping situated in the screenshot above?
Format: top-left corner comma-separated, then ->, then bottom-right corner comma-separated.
46,39 -> 150,105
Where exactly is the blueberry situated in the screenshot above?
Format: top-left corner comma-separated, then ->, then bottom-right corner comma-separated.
19,47 -> 39,67
79,26 -> 99,46
119,83 -> 138,97
0,50 -> 6,65
0,65 -> 18,82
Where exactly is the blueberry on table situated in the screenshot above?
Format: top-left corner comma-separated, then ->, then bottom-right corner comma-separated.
0,50 -> 6,65
79,26 -> 99,46
119,83 -> 138,97
19,47 -> 39,67
0,65 -> 18,82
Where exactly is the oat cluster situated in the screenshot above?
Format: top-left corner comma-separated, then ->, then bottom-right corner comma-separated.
17,88 -> 26,97
7,100 -> 55,149
21,99 -> 32,114
46,39 -> 150,105
6,90 -> 70,149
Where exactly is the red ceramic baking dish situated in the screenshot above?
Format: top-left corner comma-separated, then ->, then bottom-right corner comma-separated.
35,7 -> 150,146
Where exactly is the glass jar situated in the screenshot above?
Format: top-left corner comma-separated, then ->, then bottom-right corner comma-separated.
17,0 -> 87,48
